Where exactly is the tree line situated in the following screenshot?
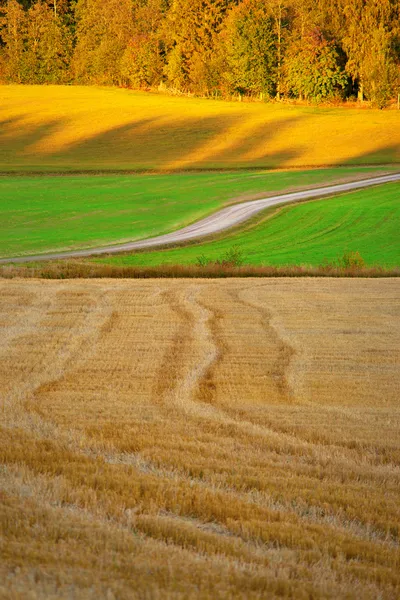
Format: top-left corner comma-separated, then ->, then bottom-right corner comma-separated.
1,0 -> 399,107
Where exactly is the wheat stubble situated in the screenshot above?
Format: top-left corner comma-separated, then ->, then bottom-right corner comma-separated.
0,278 -> 399,599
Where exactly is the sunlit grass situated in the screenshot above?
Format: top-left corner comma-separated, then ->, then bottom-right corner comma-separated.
93,182 -> 400,268
0,167 -> 386,258
1,85 -> 399,172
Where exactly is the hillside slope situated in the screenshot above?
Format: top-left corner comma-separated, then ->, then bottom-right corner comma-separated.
1,86 -> 399,172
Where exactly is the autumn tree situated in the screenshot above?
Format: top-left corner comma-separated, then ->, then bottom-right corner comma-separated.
0,0 -> 399,104
163,0 -> 234,94
260,0 -> 294,99
73,0 -> 134,85
25,0 -> 72,82
361,25 -> 398,108
120,0 -> 165,88
0,0 -> 27,81
0,0 -> 72,82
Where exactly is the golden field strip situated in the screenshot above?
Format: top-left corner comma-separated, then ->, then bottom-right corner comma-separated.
1,278 -> 400,599
1,86 -> 400,171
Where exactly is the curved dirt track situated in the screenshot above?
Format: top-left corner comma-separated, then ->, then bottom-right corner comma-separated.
1,172 -> 399,264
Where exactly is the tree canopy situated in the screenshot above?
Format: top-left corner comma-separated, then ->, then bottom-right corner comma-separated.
1,0 -> 399,105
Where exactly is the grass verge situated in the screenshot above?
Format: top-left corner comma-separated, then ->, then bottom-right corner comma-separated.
1,262 -> 399,279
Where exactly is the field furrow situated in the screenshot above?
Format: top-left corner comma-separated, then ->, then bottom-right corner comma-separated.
1,278 -> 399,599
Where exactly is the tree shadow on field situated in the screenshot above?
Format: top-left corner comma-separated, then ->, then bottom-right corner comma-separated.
0,106 -> 306,171
53,113 -> 246,170
341,143 -> 400,167
50,112 -> 305,171
51,117 -> 162,166
0,115 -> 67,167
1,104 -> 399,172
229,116 -> 305,168
164,115 -> 304,170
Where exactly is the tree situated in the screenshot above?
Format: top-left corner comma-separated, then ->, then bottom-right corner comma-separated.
15,0 -> 34,8
0,0 -> 27,81
361,24 -> 398,108
0,0 -> 398,105
0,0 -> 72,83
342,0 -> 399,104
73,0 -> 134,85
221,0 -> 277,97
163,0 -> 233,94
24,0 -> 72,83
121,34 -> 164,88
284,27 -> 347,101
120,0 -> 165,88
261,0 -> 293,100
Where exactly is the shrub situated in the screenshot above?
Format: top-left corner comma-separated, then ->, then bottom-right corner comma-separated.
217,245 -> 245,267
337,251 -> 365,270
196,253 -> 210,267
196,246 -> 245,268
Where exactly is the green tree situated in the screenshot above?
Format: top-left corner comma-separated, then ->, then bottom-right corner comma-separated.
221,0 -> 277,97
14,0 -> 34,8
284,28 -> 347,101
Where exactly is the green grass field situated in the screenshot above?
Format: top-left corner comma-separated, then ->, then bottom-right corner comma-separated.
1,85 -> 400,172
0,167 -> 385,259
90,183 -> 400,268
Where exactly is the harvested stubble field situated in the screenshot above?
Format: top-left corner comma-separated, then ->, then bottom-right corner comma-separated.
1,278 -> 400,599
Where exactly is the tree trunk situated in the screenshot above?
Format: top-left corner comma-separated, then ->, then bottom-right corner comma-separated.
275,2 -> 282,100
358,82 -> 364,102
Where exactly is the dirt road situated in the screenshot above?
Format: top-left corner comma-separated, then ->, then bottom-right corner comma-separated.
1,172 -> 399,263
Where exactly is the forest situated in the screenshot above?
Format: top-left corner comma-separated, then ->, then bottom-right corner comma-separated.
0,0 -> 399,107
